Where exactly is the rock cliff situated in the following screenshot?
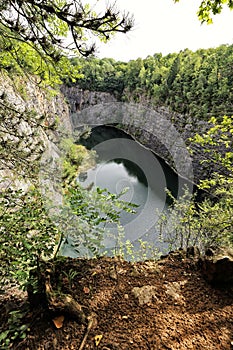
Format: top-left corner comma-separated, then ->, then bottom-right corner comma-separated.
61,85 -> 210,183
0,76 -> 215,187
0,72 -> 70,188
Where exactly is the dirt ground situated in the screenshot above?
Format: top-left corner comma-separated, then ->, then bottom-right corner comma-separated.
1,251 -> 233,350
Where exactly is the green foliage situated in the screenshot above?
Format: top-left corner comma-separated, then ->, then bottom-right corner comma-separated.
0,1 -> 133,57
197,192 -> 233,246
0,187 -> 59,287
69,56 -> 127,97
195,116 -> 233,244
114,237 -> 160,262
0,34 -> 82,86
197,0 -> 233,23
174,0 -> 233,23
157,188 -> 201,251
70,44 -> 233,119
192,116 -> 233,179
0,307 -> 30,349
0,180 -> 137,288
60,138 -> 89,183
157,185 -> 233,252
57,184 -> 137,257
63,268 -> 79,289
190,114 -> 233,227
0,1 -> 133,86
158,116 -> 233,252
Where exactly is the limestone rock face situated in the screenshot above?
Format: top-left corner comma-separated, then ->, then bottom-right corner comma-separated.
61,85 -> 215,183
0,72 -> 70,188
200,247 -> 233,286
60,85 -> 117,113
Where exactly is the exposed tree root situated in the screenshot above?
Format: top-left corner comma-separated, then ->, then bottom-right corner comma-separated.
27,260 -> 87,325
44,268 -> 87,324
27,260 -> 101,349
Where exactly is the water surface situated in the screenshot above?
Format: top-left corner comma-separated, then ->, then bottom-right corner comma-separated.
62,125 -> 180,258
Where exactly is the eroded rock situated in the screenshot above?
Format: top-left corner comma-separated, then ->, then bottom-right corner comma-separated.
165,281 -> 187,305
132,285 -> 159,305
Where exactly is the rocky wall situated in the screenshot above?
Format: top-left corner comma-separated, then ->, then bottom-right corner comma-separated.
0,75 -> 212,188
61,85 -> 210,183
0,72 -> 71,188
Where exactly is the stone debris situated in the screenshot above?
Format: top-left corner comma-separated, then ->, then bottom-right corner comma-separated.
132,285 -> 159,305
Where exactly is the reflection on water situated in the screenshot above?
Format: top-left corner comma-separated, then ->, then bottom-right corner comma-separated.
61,125 -> 180,259
79,159 -> 148,225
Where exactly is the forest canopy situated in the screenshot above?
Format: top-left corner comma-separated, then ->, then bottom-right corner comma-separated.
70,44 -> 233,119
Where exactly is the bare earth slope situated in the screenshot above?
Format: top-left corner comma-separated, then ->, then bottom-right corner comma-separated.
1,252 -> 233,350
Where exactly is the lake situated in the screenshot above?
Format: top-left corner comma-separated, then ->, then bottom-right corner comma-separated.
61,125 -> 185,259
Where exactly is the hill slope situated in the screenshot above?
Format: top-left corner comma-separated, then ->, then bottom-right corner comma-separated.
1,252 -> 233,350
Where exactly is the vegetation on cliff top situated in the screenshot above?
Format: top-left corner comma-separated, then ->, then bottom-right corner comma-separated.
70,44 -> 233,119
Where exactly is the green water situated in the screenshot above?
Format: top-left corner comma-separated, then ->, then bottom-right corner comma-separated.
62,125 -> 188,259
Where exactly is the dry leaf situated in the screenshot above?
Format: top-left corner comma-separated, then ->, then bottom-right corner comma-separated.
52,315 -> 65,329
94,334 -> 103,346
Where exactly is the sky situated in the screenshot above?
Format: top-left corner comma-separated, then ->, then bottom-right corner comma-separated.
90,0 -> 233,62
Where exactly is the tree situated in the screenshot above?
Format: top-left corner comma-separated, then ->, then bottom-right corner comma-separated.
0,0 -> 133,76
0,1 -> 134,87
0,0 -> 134,177
157,116 -> 233,253
174,0 -> 233,23
191,116 -> 233,184
0,1 -> 134,180
191,116 -> 233,247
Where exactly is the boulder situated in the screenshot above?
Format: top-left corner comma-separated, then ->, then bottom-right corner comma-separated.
200,247 -> 233,286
